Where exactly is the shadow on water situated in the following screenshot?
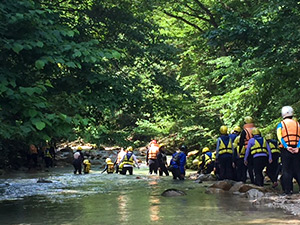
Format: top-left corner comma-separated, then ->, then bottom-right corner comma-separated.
0,166 -> 299,225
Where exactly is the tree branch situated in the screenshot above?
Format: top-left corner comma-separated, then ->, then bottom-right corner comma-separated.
193,0 -> 218,28
163,10 -> 204,33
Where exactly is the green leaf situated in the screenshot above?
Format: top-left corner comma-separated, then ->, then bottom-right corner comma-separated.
33,121 -> 46,130
28,109 -> 38,117
66,62 -> 76,68
12,43 -> 23,54
35,60 -> 45,70
36,41 -> 44,48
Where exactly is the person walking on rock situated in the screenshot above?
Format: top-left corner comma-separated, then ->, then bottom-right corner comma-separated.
244,128 -> 272,186
239,116 -> 256,184
216,126 -> 235,180
277,106 -> 300,194
265,134 -> 281,188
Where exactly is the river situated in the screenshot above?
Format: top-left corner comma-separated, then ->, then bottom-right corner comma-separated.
0,165 -> 299,225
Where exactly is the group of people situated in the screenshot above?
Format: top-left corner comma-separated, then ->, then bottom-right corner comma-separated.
27,144 -> 56,170
197,106 -> 300,195
99,140 -> 188,180
145,140 -> 188,180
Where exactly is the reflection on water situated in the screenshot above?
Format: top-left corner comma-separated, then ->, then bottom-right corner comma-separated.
0,167 -> 299,225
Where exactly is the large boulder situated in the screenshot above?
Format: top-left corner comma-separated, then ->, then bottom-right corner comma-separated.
209,180 -> 234,191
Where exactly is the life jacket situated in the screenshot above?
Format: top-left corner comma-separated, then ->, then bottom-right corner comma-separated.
119,153 -> 134,169
243,123 -> 255,148
234,136 -> 246,158
250,137 -> 268,156
44,149 -> 52,158
268,140 -> 280,154
107,162 -> 114,173
280,119 -> 300,147
218,136 -> 233,155
148,144 -> 159,159
203,153 -> 212,168
83,159 -> 91,173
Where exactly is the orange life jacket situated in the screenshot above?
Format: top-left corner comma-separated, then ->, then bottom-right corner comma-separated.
281,119 -> 300,147
148,144 -> 159,159
243,123 -> 255,148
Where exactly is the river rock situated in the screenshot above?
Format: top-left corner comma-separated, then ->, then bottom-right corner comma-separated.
238,184 -> 266,193
37,178 -> 53,183
161,189 -> 186,197
246,189 -> 264,200
209,180 -> 234,191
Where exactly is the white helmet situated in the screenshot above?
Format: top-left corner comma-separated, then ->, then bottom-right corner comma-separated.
281,106 -> 294,119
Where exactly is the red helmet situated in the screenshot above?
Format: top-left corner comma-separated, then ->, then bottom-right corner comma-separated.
151,140 -> 157,144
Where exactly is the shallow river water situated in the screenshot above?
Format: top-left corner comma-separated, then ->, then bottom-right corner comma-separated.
0,165 -> 299,225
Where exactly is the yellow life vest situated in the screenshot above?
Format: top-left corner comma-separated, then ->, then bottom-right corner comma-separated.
234,136 -> 246,158
250,138 -> 268,155
203,154 -> 212,169
219,137 -> 233,155
268,141 -> 280,154
83,159 -> 91,173
119,153 -> 134,169
107,162 -> 114,173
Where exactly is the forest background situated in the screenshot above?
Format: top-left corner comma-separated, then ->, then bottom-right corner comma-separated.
1,0 -> 300,168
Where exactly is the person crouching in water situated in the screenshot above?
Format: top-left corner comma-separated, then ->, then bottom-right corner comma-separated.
157,144 -> 169,176
83,158 -> 91,174
198,147 -> 214,174
244,128 -> 272,186
169,145 -> 187,180
119,146 -> 139,175
101,158 -> 114,174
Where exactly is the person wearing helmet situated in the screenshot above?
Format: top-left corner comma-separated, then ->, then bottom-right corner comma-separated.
101,158 -> 114,174
216,126 -> 235,180
231,126 -> 246,182
239,116 -> 256,184
198,147 -> 214,174
73,147 -> 84,175
119,147 -> 139,175
114,148 -> 126,174
244,128 -> 272,186
169,145 -> 187,180
157,144 -> 169,176
146,140 -> 160,175
83,158 -> 91,174
265,134 -> 280,188
277,106 -> 300,194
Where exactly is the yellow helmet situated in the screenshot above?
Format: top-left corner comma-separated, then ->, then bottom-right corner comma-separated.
265,134 -> 273,140
202,147 -> 210,153
77,146 -> 83,150
106,158 -> 112,163
233,126 -> 241,133
126,146 -> 133,152
252,128 -> 261,135
244,116 -> 253,124
220,125 -> 228,135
